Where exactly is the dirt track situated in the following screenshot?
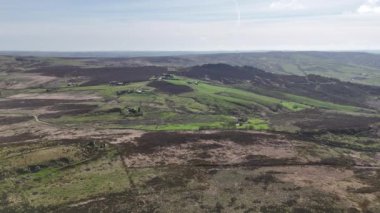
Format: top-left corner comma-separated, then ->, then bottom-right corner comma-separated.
33,114 -> 49,125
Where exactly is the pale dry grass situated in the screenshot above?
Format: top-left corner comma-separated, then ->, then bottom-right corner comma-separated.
0,74 -> 56,89
8,92 -> 101,101
272,166 -> 377,209
3,146 -> 81,169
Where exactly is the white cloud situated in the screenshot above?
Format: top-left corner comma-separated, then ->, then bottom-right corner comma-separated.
269,0 -> 305,10
0,0 -> 380,51
358,0 -> 380,14
2,14 -> 380,51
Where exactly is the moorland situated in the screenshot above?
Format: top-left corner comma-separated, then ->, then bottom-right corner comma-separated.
1,52 -> 380,212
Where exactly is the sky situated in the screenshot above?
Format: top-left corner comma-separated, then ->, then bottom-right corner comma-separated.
0,0 -> 380,51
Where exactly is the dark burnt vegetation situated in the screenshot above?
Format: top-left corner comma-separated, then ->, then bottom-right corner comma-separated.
147,80 -> 193,94
294,115 -> 380,132
319,156 -> 356,167
29,66 -> 168,86
182,63 -> 266,83
40,104 -> 98,119
144,166 -> 206,190
243,155 -> 299,167
296,132 -> 380,152
270,110 -> 380,152
270,109 -> 380,133
244,154 -> 356,168
0,133 -> 41,144
0,116 -> 32,125
47,103 -> 97,111
0,204 -> 53,213
181,64 -> 380,108
126,131 -> 280,155
245,172 -> 284,190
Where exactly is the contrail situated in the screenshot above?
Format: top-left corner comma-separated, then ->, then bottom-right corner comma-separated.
232,0 -> 241,26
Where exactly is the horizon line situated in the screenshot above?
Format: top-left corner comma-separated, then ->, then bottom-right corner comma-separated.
1,50 -> 380,53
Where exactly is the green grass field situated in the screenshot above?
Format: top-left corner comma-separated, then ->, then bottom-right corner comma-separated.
42,76 -> 376,131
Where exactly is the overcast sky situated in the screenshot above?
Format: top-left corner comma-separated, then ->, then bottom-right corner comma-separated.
0,0 -> 380,51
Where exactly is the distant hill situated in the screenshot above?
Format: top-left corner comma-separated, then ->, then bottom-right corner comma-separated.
2,51 -> 380,86
121,52 -> 380,86
0,51 -> 220,58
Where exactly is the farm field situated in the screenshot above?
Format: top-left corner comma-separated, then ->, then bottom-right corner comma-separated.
1,54 -> 380,212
